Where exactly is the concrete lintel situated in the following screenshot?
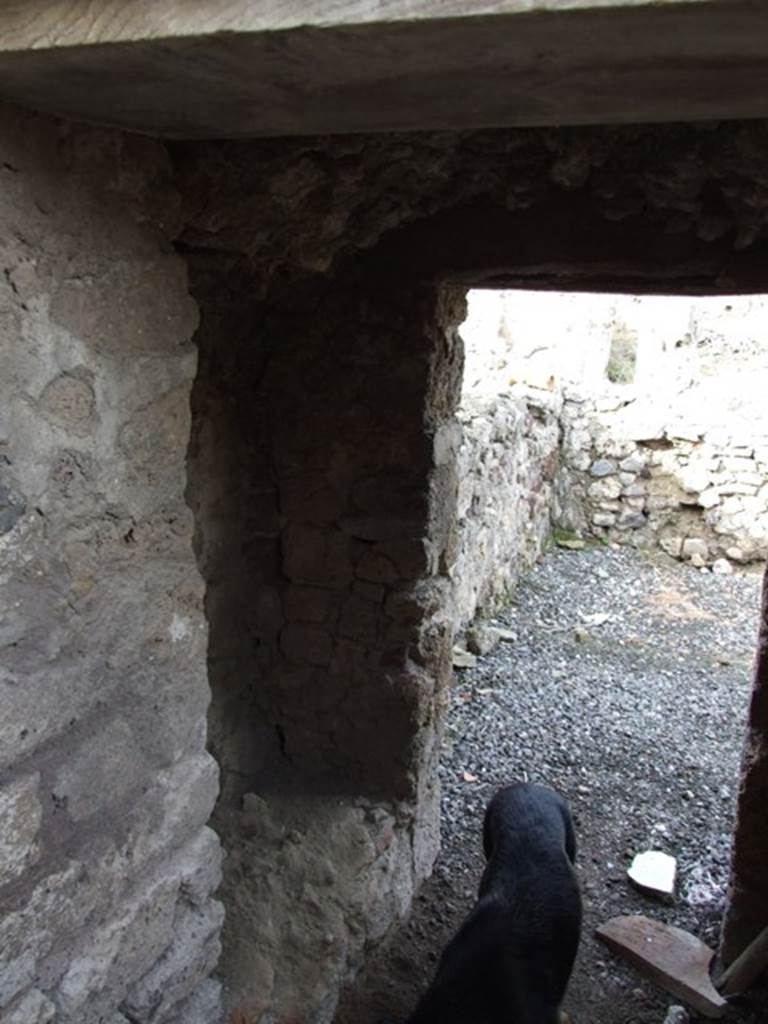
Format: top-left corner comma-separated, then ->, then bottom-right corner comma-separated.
1,2 -> 768,137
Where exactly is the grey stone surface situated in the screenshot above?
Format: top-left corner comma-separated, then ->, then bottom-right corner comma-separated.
453,392 -> 560,625
465,624 -> 501,656
3,988 -> 56,1024
0,104 -> 219,1023
5,87 -> 768,1024
0,773 -> 42,886
683,537 -> 710,560
590,458 -> 616,477
5,1 -> 768,141
554,366 -> 768,562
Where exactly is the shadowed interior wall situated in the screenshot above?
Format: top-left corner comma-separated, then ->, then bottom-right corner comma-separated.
173,120 -> 768,1012
185,261 -> 464,1018
4,108 -> 768,1024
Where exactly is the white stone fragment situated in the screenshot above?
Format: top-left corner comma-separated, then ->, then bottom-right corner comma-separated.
697,487 -> 721,509
680,467 -> 711,494
627,850 -> 677,897
452,647 -> 477,669
682,537 -> 708,560
712,558 -> 734,575
663,1004 -> 690,1024
726,546 -> 747,563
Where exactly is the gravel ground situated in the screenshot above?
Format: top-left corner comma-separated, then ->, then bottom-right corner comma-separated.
335,544 -> 767,1024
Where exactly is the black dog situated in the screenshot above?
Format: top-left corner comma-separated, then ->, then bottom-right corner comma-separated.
405,782 -> 581,1024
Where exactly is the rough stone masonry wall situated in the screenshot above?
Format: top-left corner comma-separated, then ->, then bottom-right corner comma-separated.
171,121 -> 768,1017
185,257 -> 463,1020
0,106 -> 222,1024
452,389 -> 561,625
7,113 -> 768,1024
556,387 -> 768,568
462,290 -> 768,573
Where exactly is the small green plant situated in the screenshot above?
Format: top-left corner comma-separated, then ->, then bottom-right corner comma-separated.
605,325 -> 638,383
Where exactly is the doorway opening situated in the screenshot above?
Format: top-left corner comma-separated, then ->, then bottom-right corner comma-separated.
334,286 -> 767,1024
172,119 -> 768,1024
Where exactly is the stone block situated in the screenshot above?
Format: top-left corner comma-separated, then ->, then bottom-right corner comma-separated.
339,595 -> 380,642
590,458 -> 616,477
617,408 -> 665,442
712,558 -> 734,575
280,474 -> 344,522
384,580 -> 448,625
57,872 -> 181,1021
377,539 -> 435,579
566,450 -> 592,471
3,989 -> 55,1024
619,471 -> 636,486
164,978 -> 223,1024
592,511 -> 616,527
280,623 -> 333,667
733,472 -> 764,488
0,773 -> 42,886
121,901 -> 224,1024
726,546 -> 748,563
619,453 -> 647,473
352,580 -> 385,603
465,624 -> 501,656
284,585 -> 340,623
340,515 -> 424,542
0,951 -> 36,1009
601,437 -> 636,460
660,535 -> 684,558
616,509 -> 647,529
354,549 -> 399,584
178,828 -> 223,910
717,481 -> 758,497
127,755 -> 219,881
52,718 -> 148,822
646,494 -> 675,512
588,477 -> 622,501
622,482 -> 646,498
283,524 -> 353,587
698,486 -> 721,509
39,369 -> 96,435
682,537 -> 709,560
720,455 -> 756,472
680,466 -> 712,494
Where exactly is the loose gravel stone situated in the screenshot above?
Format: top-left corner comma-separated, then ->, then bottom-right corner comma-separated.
335,546 -> 765,1024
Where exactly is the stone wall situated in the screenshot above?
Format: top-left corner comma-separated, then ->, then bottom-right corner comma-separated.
553,308 -> 768,567
185,257 -> 463,1019
462,290 -> 768,571
557,387 -> 768,567
452,390 -> 561,625
6,112 -> 768,1024
0,106 -> 222,1023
